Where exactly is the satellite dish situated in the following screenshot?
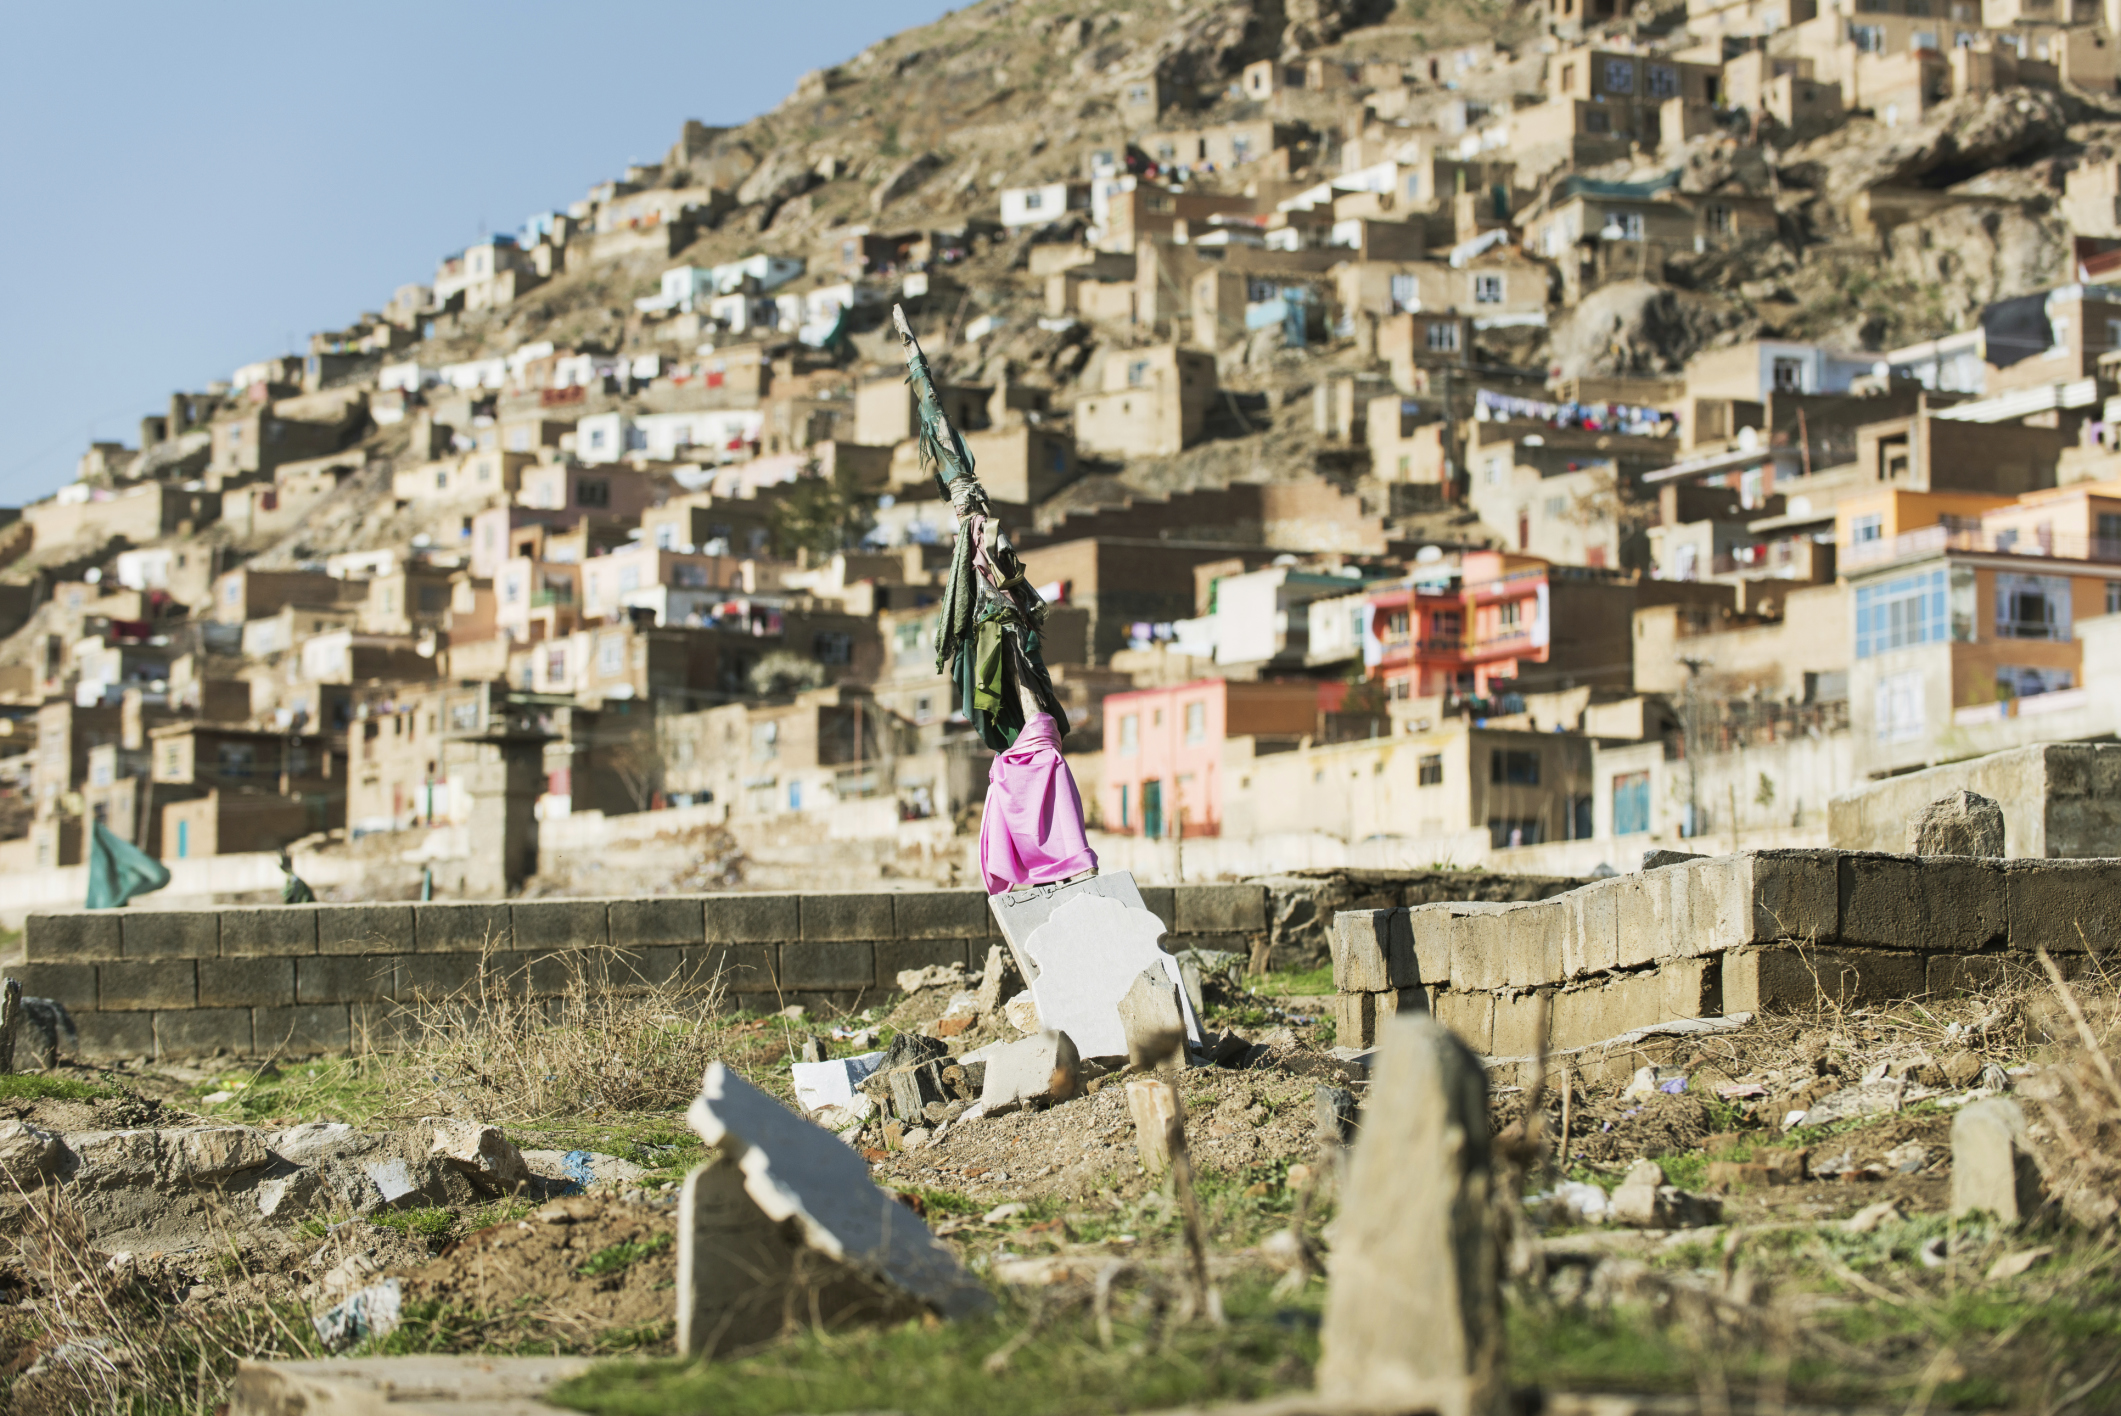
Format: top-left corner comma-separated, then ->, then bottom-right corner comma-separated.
1737,426 -> 1760,452
412,533 -> 433,548
1416,545 -> 1444,564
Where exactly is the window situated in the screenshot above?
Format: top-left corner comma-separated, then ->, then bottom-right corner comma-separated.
914,694 -> 933,723
1498,600 -> 1521,629
1426,321 -> 1459,351
597,633 -> 625,675
1544,495 -> 1566,519
1772,355 -> 1806,392
1184,701 -> 1207,743
545,646 -> 567,681
1613,770 -> 1651,834
1994,573 -> 2071,641
1490,748 -> 1540,784
1612,211 -> 1645,240
1647,64 -> 1678,97
1855,568 -> 1947,658
435,469 -> 448,490
1119,713 -> 1140,756
1912,30 -> 1937,48
2098,513 -> 2121,560
1706,204 -> 1732,236
1850,23 -> 1886,50
1473,273 -> 1504,304
1126,83 -> 1150,103
1874,669 -> 1925,743
1998,665 -> 2074,700
1119,783 -> 1130,829
1584,107 -> 1611,134
1850,513 -> 1884,545
1489,817 -> 1543,848
1601,57 -> 1636,92
1404,172 -> 1421,199
814,632 -> 853,664
1390,274 -> 1420,312
1023,189 -> 1044,211
1126,359 -> 1151,387
1418,753 -> 1444,785
577,478 -> 610,508
216,742 -> 256,779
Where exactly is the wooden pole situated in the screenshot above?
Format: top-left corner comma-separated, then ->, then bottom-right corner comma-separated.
0,978 -> 23,1074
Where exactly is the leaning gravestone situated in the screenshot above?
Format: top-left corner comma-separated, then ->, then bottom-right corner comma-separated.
1021,893 -> 1201,1061
678,1063 -> 989,1355
1910,789 -> 2006,857
1318,1014 -> 1506,1416
987,870 -> 1151,982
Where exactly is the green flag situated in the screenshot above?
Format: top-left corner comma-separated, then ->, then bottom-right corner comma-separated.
86,819 -> 171,910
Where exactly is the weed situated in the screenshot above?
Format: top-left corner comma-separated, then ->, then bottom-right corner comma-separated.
577,1234 -> 674,1278
0,1073 -> 117,1103
375,1207 -> 457,1240
1255,964 -> 1335,997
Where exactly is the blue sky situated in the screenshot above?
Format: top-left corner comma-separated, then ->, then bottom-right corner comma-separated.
0,1 -> 949,507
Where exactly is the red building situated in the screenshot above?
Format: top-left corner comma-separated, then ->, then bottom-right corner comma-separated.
1368,551 -> 1550,700
1099,679 -> 1328,838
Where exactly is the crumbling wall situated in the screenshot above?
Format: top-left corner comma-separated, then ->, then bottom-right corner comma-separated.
1254,868 -> 1586,970
1828,743 -> 2121,858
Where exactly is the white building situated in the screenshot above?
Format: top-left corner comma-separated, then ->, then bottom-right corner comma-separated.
573,409 -> 766,464
1000,182 -> 1090,228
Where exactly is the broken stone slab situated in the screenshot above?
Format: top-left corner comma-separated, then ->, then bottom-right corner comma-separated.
1118,965 -> 1187,1070
0,1120 -> 67,1187
1002,991 -> 1041,1033
269,1121 -> 360,1167
163,1126 -> 274,1184
1125,1075 -> 1181,1175
1320,1013 -> 1506,1416
430,1120 -> 527,1192
1314,1086 -> 1359,1145
1951,1097 -> 2044,1223
231,1355 -> 593,1416
685,1062 -> 992,1322
887,1061 -> 950,1121
255,1168 -> 324,1220
988,869 -> 1149,982
1911,789 -> 2006,857
972,944 -> 1013,1016
978,1030 -> 1081,1113
1332,908 -> 1417,992
792,1050 -> 886,1115
311,1277 -> 404,1350
896,963 -> 970,993
1792,1079 -> 1905,1128
1022,892 -> 1201,1061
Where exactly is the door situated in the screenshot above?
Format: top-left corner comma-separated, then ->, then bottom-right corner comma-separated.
1142,779 -> 1163,840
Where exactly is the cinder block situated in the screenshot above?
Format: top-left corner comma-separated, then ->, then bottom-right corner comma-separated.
780,940 -> 876,991
1331,991 -> 1382,1049
350,1001 -> 421,1052
295,955 -> 395,1005
1838,854 -> 2004,954
219,907 -> 318,958
1659,956 -> 1721,1021
1433,990 -> 1494,1055
609,897 -> 706,949
775,990 -> 864,1014
1447,906 -> 1511,992
413,902 -> 512,953
1173,883 -> 1266,935
317,905 -> 417,957
99,959 -> 196,1010
2003,859 -> 2121,955
894,891 -> 989,939
1560,879 -> 1619,978
689,944 -> 776,995
1491,991 -> 1550,1058
24,911 -> 121,962
1138,887 -> 1176,934
876,937 -> 972,987
6,960 -> 96,1009
703,893 -> 797,944
1734,850 -> 1840,946
394,952 -> 482,1003
1403,901 -> 1478,987
121,911 -> 219,959
527,950 -> 608,997
1330,909 -> 1397,992
800,893 -> 893,941
252,1004 -> 352,1054
75,1010 -> 154,1059
509,899 -> 609,952
155,1008 -> 253,1057
1612,872 -> 1663,969
199,957 -> 296,1008
1501,901 -> 1566,988
1725,944 -> 1926,1013
1927,953 -> 2019,996
1550,985 -> 1623,1051
610,945 -> 687,992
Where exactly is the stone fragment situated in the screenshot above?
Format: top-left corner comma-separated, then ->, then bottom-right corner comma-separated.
1117,965 -> 1187,1069
1911,790 -> 2005,857
1002,991 -> 1041,1033
977,1031 -> 1081,1113
164,1126 -> 273,1183
256,1168 -> 323,1218
791,1051 -> 886,1115
1641,849 -> 1704,870
1319,1014 -> 1505,1416
63,1129 -> 162,1188
1125,1076 -> 1181,1175
686,1062 -> 992,1322
1314,1086 -> 1359,1145
271,1121 -> 360,1166
313,1278 -> 403,1350
973,945 -> 1012,1015
430,1121 -> 527,1191
0,1120 -> 66,1187
887,1062 -> 949,1121
364,1158 -> 419,1205
1951,1097 -> 2043,1223
1941,1050 -> 1984,1088
895,963 -> 969,993
882,1032 -> 949,1071
1021,893 -> 1200,1060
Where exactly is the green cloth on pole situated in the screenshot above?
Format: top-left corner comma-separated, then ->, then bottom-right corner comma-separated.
86,820 -> 171,910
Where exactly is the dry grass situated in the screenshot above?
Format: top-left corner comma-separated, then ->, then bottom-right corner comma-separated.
365,943 -> 744,1123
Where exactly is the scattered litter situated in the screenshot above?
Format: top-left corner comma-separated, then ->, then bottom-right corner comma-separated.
1717,1083 -> 1769,1099
312,1278 -> 403,1350
1917,1236 -> 1950,1269
983,1202 -> 1029,1224
1622,1065 -> 1688,1102
1884,1142 -> 1930,1174
1543,1180 -> 1611,1225
1986,1246 -> 2054,1281
1845,1199 -> 1905,1233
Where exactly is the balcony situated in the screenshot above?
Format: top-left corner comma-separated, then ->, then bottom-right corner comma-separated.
1844,524 -> 2121,571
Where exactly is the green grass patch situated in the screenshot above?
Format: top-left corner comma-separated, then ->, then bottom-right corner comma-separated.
1255,964 -> 1335,997
577,1234 -> 674,1278
549,1278 -> 1321,1416
0,1072 -> 118,1102
375,1207 -> 457,1240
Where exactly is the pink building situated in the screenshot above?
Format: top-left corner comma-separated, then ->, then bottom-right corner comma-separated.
1100,679 -> 1322,837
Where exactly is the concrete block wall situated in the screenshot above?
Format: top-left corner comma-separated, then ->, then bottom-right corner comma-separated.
1330,850 -> 2121,1057
11,883 -> 1272,1061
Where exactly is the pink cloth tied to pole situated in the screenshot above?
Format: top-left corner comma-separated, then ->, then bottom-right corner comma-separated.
979,712 -> 1097,896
